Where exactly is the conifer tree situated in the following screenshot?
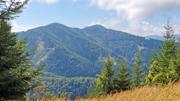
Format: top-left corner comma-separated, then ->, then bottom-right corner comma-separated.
147,23 -> 178,85
131,51 -> 142,88
140,67 -> 147,86
96,57 -> 115,94
0,0 -> 29,20
146,53 -> 159,84
0,0 -> 42,100
175,39 -> 180,78
114,59 -> 130,91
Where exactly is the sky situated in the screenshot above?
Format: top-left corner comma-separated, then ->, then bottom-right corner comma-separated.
12,0 -> 180,36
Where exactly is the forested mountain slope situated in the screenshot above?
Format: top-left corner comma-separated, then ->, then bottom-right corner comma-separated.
17,23 -> 161,77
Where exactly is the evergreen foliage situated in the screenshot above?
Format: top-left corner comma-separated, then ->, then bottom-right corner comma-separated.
0,0 -> 29,20
176,40 -> 180,77
35,76 -> 95,100
114,59 -> 130,91
0,0 -> 42,100
147,23 -> 178,85
140,67 -> 147,86
95,57 -> 115,94
131,51 -> 142,88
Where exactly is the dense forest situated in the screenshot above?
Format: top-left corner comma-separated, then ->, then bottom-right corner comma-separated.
36,76 -> 95,99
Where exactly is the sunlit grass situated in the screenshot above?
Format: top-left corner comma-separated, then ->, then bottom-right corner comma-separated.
76,82 -> 180,101
35,97 -> 70,101
35,82 -> 180,101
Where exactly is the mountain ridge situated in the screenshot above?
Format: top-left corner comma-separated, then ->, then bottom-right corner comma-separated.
17,23 -> 162,77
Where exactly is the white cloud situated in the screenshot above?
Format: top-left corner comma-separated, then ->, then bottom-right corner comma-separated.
89,17 -> 125,31
37,0 -> 59,4
89,19 -> 163,36
89,0 -> 180,36
11,21 -> 36,32
124,21 -> 163,36
90,0 -> 180,20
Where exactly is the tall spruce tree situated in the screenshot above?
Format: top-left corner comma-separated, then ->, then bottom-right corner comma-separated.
175,39 -> 180,78
140,66 -> 147,86
131,51 -> 142,88
147,23 -> 178,85
0,0 -> 42,100
96,57 -> 115,94
114,59 -> 130,91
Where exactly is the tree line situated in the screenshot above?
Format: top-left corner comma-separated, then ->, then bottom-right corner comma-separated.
89,23 -> 180,96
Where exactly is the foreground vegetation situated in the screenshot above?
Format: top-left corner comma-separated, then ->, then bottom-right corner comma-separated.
0,0 -> 42,100
77,82 -> 180,101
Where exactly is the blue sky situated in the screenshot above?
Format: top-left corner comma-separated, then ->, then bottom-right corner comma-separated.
13,0 -> 180,36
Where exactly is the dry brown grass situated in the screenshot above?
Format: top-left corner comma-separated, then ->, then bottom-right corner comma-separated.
77,83 -> 180,101
35,97 -> 70,101
36,83 -> 180,101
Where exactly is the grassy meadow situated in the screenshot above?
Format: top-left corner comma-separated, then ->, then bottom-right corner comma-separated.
76,82 -> 180,101
34,82 -> 180,101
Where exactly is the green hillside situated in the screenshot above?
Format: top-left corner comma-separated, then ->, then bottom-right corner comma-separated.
17,23 -> 161,77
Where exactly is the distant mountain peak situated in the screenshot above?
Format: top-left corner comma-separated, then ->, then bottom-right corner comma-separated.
84,24 -> 106,30
23,23 -> 69,32
46,23 -> 68,28
90,24 -> 105,28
